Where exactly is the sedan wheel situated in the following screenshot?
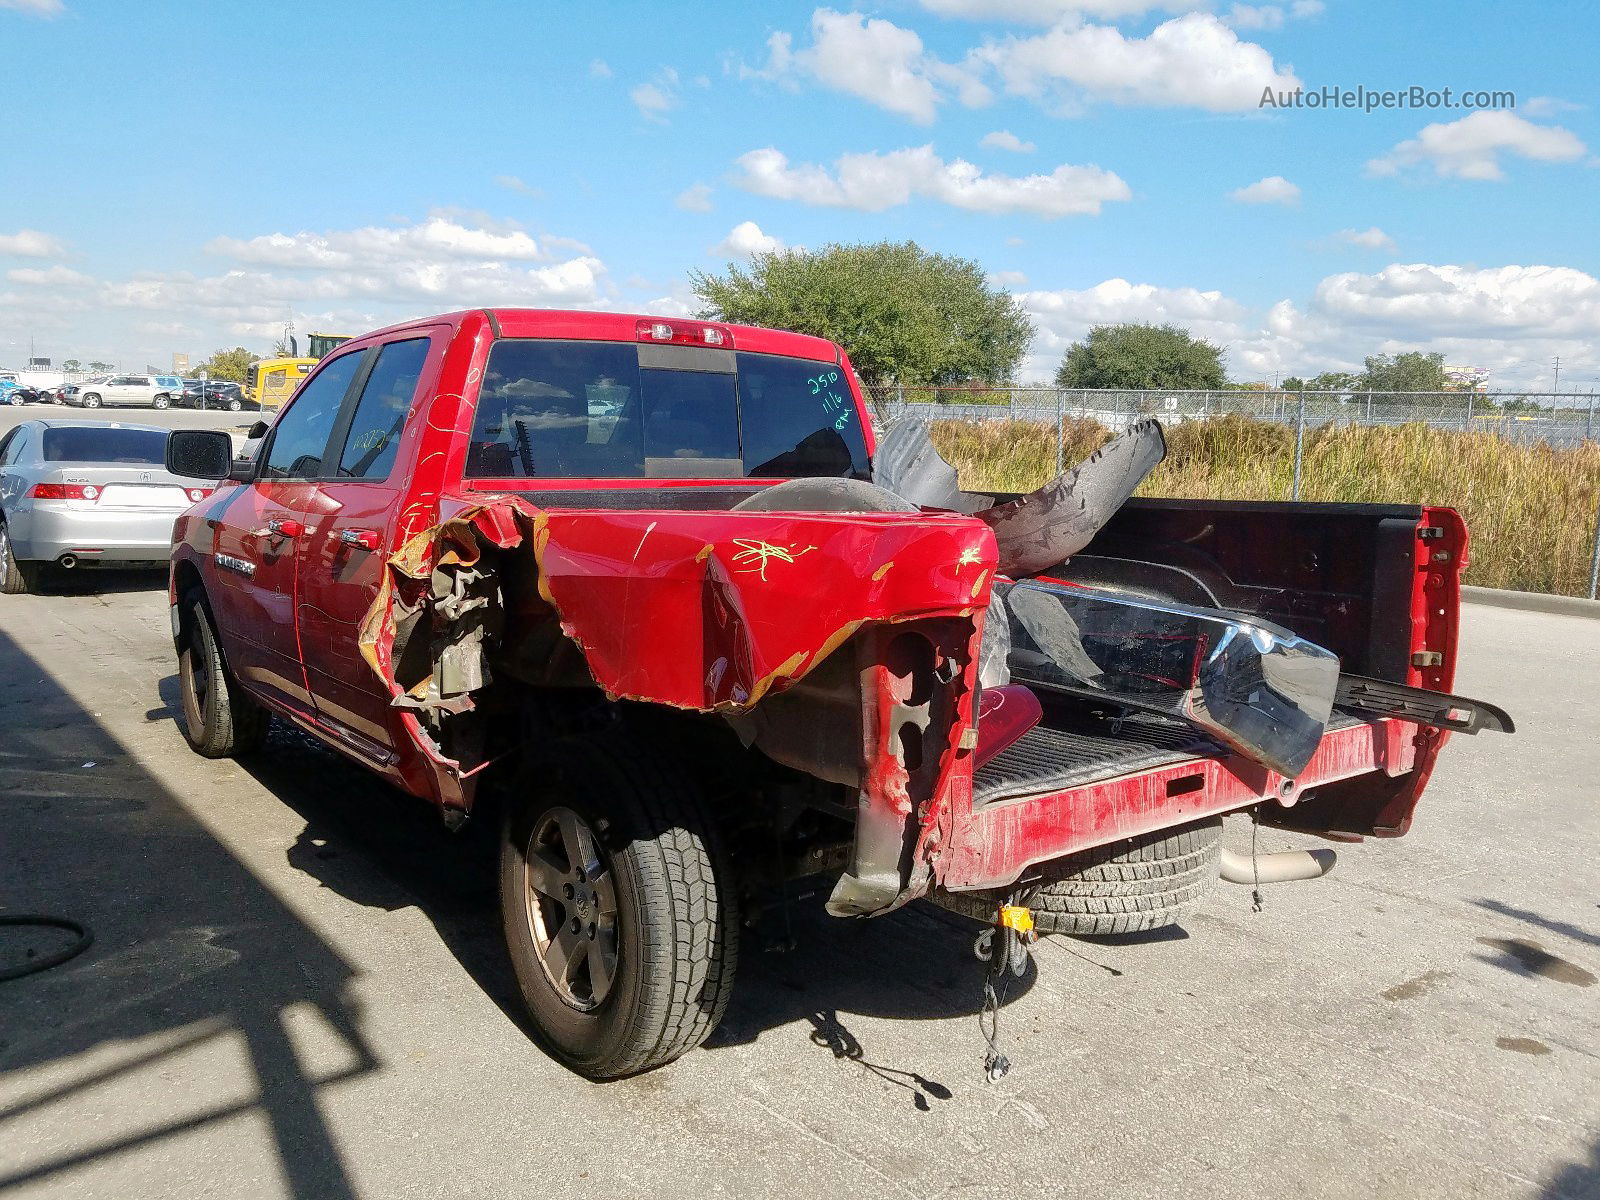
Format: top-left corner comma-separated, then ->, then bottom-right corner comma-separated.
0,523 -> 40,595
227,399 -> 242,412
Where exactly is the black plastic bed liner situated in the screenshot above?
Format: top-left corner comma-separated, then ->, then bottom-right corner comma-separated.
973,706 -> 1368,806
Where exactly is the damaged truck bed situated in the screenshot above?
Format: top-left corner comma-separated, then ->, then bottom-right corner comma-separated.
164,308 -> 1510,1080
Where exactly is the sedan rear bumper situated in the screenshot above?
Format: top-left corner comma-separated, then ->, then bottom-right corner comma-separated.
7,504 -> 181,564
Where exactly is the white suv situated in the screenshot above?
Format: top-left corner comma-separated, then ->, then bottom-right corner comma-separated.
63,374 -> 184,409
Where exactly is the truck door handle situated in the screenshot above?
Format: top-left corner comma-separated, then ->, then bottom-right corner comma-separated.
337,528 -> 380,552
266,518 -> 304,539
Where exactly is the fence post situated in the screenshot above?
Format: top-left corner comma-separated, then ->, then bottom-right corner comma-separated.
1366,390 -> 1373,422
1464,391 -> 1474,430
1292,383 -> 1307,501
1587,390 -> 1595,442
1055,389 -> 1066,477
1589,497 -> 1600,601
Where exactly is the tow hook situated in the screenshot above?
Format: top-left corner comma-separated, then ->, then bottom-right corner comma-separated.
973,900 -> 1038,1082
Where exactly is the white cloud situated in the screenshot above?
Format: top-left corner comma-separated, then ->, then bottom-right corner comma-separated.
1522,96 -> 1582,118
710,221 -> 791,260
6,265 -> 91,287
987,269 -> 1029,286
1311,263 -> 1600,339
732,145 -> 1130,217
743,8 -> 989,124
589,58 -> 613,79
1020,278 -> 1247,375
1225,4 -> 1284,29
630,68 -> 680,122
0,0 -> 65,15
1367,112 -> 1588,181
1336,227 -> 1397,253
915,0 -> 1205,21
0,229 -> 68,258
972,13 -> 1300,112
208,216 -> 548,269
494,174 -> 540,197
981,129 -> 1036,152
1228,175 -> 1300,204
676,183 -> 715,212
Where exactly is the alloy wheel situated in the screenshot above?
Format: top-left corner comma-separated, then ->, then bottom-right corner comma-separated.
522,806 -> 620,1011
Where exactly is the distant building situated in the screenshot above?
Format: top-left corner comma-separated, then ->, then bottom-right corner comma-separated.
1445,365 -> 1490,390
172,352 -> 190,374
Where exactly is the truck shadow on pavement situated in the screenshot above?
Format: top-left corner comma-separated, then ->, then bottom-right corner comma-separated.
146,675 -> 1037,1089
0,631 -> 375,1200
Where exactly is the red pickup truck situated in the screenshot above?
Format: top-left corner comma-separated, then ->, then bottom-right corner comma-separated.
164,308 -> 1508,1080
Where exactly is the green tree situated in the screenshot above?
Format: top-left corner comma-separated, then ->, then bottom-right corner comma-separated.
1054,323 -> 1226,390
1281,376 -> 1307,391
690,241 -> 1033,387
197,347 -> 256,383
1309,371 -> 1360,392
62,358 -> 82,372
87,360 -> 114,372
1358,352 -> 1447,397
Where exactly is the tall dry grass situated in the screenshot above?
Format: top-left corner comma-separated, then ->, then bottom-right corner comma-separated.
929,415 -> 1600,597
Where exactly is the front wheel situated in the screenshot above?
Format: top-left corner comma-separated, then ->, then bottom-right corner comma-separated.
178,593 -> 270,757
152,394 -> 170,409
80,393 -> 101,408
499,737 -> 739,1078
227,398 -> 242,412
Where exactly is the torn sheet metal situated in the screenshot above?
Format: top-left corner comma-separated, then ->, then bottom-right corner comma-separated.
358,498 -> 999,772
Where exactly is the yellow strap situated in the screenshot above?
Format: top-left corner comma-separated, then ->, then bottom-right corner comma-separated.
998,905 -> 1034,934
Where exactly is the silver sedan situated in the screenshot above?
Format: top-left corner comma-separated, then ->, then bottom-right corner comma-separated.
0,420 -> 213,594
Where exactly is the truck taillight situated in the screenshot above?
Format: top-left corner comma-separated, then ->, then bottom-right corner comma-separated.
635,318 -> 732,348
29,483 -> 99,501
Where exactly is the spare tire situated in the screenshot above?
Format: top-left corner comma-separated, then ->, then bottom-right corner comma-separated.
732,477 -> 916,513
933,817 -> 1222,936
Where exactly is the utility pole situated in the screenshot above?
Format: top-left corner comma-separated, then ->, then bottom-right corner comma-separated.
1553,356 -> 1561,396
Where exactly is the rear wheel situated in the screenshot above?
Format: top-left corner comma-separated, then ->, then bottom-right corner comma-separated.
81,392 -> 101,408
0,523 -> 40,595
934,817 -> 1223,936
499,737 -> 739,1078
178,594 -> 270,757
227,398 -> 243,412
152,394 -> 170,409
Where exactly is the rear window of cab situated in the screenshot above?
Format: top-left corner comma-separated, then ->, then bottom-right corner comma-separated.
464,339 -> 869,481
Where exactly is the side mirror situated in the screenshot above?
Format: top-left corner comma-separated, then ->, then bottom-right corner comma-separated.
166,429 -> 234,480
246,420 -> 270,440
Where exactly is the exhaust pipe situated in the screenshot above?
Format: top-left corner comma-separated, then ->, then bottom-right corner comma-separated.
57,554 -> 78,570
1218,846 -> 1336,885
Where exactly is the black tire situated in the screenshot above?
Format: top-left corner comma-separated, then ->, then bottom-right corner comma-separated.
153,394 -> 170,409
81,392 -> 101,408
499,737 -> 739,1079
178,593 -> 270,758
935,817 -> 1222,936
0,521 -> 40,595
227,398 -> 242,412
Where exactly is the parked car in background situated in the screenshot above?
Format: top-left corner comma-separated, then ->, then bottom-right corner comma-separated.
0,420 -> 213,593
0,382 -> 28,406
60,374 -> 184,409
177,380 -> 255,411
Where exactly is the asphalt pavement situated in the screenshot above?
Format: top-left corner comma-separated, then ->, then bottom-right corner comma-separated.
0,578 -> 1595,1200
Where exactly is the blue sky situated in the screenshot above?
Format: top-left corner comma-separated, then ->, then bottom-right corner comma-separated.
1,0 -> 1596,388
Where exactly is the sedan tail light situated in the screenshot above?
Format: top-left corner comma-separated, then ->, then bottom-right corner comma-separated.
186,487 -> 213,502
29,483 -> 100,501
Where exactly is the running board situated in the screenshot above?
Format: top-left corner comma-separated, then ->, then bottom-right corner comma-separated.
1335,675 -> 1514,735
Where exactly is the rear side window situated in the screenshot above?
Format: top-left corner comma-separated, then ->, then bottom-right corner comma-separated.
262,352 -> 364,480
335,338 -> 430,479
41,427 -> 167,464
465,340 -> 868,481
736,354 -> 868,478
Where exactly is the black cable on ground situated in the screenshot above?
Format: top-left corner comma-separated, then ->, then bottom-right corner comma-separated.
0,915 -> 93,982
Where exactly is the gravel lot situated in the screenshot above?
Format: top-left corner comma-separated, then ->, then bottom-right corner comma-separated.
0,576 -> 1596,1200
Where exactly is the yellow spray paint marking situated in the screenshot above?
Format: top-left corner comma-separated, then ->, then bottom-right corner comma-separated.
871,561 -> 895,582
730,538 -> 816,581
954,546 -> 983,574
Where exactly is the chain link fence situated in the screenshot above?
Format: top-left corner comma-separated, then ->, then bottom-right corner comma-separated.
865,385 -> 1600,600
